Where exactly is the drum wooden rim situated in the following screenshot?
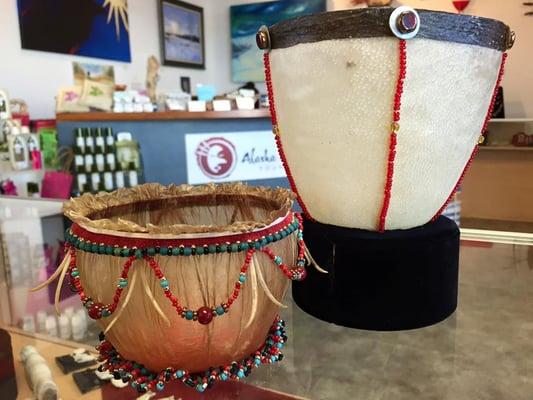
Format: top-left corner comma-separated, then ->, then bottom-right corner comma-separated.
267,7 -> 512,51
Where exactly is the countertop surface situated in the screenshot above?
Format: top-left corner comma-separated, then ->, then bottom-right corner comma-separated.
2,235 -> 533,399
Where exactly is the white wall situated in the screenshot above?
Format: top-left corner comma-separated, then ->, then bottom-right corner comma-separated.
1,0 -> 531,118
0,0 -> 215,119
207,0 -> 263,96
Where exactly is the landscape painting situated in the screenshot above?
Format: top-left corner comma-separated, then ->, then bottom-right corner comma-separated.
231,0 -> 325,82
17,0 -> 131,62
160,0 -> 205,69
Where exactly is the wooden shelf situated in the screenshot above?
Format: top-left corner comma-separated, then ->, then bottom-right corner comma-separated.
56,109 -> 271,122
489,118 -> 533,123
479,146 -> 533,152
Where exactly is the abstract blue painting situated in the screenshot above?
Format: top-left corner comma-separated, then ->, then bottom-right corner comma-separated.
231,0 -> 325,83
17,0 -> 131,63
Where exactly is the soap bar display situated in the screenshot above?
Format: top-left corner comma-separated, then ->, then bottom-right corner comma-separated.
72,127 -> 142,195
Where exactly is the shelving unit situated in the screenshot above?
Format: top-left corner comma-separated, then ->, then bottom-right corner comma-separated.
485,118 -> 533,146
461,117 -> 533,224
479,146 -> 533,151
56,109 -> 271,122
489,118 -> 533,123
55,108 -> 278,187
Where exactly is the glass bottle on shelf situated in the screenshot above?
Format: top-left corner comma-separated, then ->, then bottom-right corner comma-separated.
90,164 -> 100,192
84,150 -> 94,173
26,129 -> 39,153
103,164 -> 114,191
95,146 -> 105,172
106,153 -> 116,172
127,162 -> 138,187
75,128 -> 86,154
115,168 -> 125,189
105,147 -> 116,171
85,128 -> 95,153
76,166 -> 88,194
26,128 -> 41,170
74,146 -> 84,170
95,127 -> 106,153
105,127 -> 115,149
8,125 -> 30,170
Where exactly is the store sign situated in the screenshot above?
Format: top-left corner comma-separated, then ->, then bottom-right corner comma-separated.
185,131 -> 286,184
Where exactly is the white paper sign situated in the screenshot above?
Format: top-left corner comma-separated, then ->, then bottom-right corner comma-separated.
185,131 -> 286,184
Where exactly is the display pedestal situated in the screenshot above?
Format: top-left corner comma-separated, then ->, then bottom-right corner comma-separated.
292,216 -> 460,331
0,329 -> 17,400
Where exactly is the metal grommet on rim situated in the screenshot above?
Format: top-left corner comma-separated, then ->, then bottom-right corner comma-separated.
256,25 -> 271,51
389,6 -> 420,40
507,30 -> 516,49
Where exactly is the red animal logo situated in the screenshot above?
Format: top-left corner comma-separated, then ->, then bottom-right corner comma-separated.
195,137 -> 237,179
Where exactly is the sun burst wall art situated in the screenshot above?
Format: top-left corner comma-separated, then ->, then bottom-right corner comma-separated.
17,0 -> 131,62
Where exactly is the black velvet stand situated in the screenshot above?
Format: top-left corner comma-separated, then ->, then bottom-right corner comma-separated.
0,328 -> 17,400
292,216 -> 460,331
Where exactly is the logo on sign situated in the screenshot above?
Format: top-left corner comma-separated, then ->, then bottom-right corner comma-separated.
195,137 -> 237,179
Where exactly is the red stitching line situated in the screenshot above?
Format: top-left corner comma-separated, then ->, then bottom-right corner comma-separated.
377,39 -> 406,232
71,212 -> 294,248
432,52 -> 508,221
264,52 -> 315,222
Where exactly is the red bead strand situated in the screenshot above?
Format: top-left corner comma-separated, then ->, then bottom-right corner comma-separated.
263,52 -> 315,222
141,250 -> 255,323
432,52 -> 508,221
260,213 -> 307,281
378,39 -> 407,232
68,245 -> 138,319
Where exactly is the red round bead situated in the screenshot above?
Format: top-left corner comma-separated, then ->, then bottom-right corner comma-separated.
197,307 -> 213,325
88,302 -> 104,319
294,267 -> 307,281
99,341 -> 113,352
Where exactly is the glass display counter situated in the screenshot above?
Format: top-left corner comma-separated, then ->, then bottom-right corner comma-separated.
1,196 -> 532,399
0,197 -> 102,346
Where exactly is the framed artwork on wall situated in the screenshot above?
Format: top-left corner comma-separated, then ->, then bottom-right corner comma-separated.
230,0 -> 326,83
159,0 -> 205,69
16,0 -> 131,62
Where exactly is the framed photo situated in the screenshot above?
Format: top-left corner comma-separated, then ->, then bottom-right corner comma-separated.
159,0 -> 205,69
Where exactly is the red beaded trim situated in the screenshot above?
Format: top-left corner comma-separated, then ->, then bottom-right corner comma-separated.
263,52 -> 315,222
378,39 -> 407,232
97,316 -> 286,393
432,52 -> 508,221
70,211 -> 294,248
68,248 -> 135,318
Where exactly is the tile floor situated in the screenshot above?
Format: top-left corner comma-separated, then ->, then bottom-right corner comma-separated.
249,241 -> 533,400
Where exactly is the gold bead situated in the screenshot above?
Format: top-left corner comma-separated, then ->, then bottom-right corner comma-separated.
478,135 -> 485,144
273,125 -> 280,136
391,122 -> 400,133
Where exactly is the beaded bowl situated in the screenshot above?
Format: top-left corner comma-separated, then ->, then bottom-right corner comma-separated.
39,183 -> 308,391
